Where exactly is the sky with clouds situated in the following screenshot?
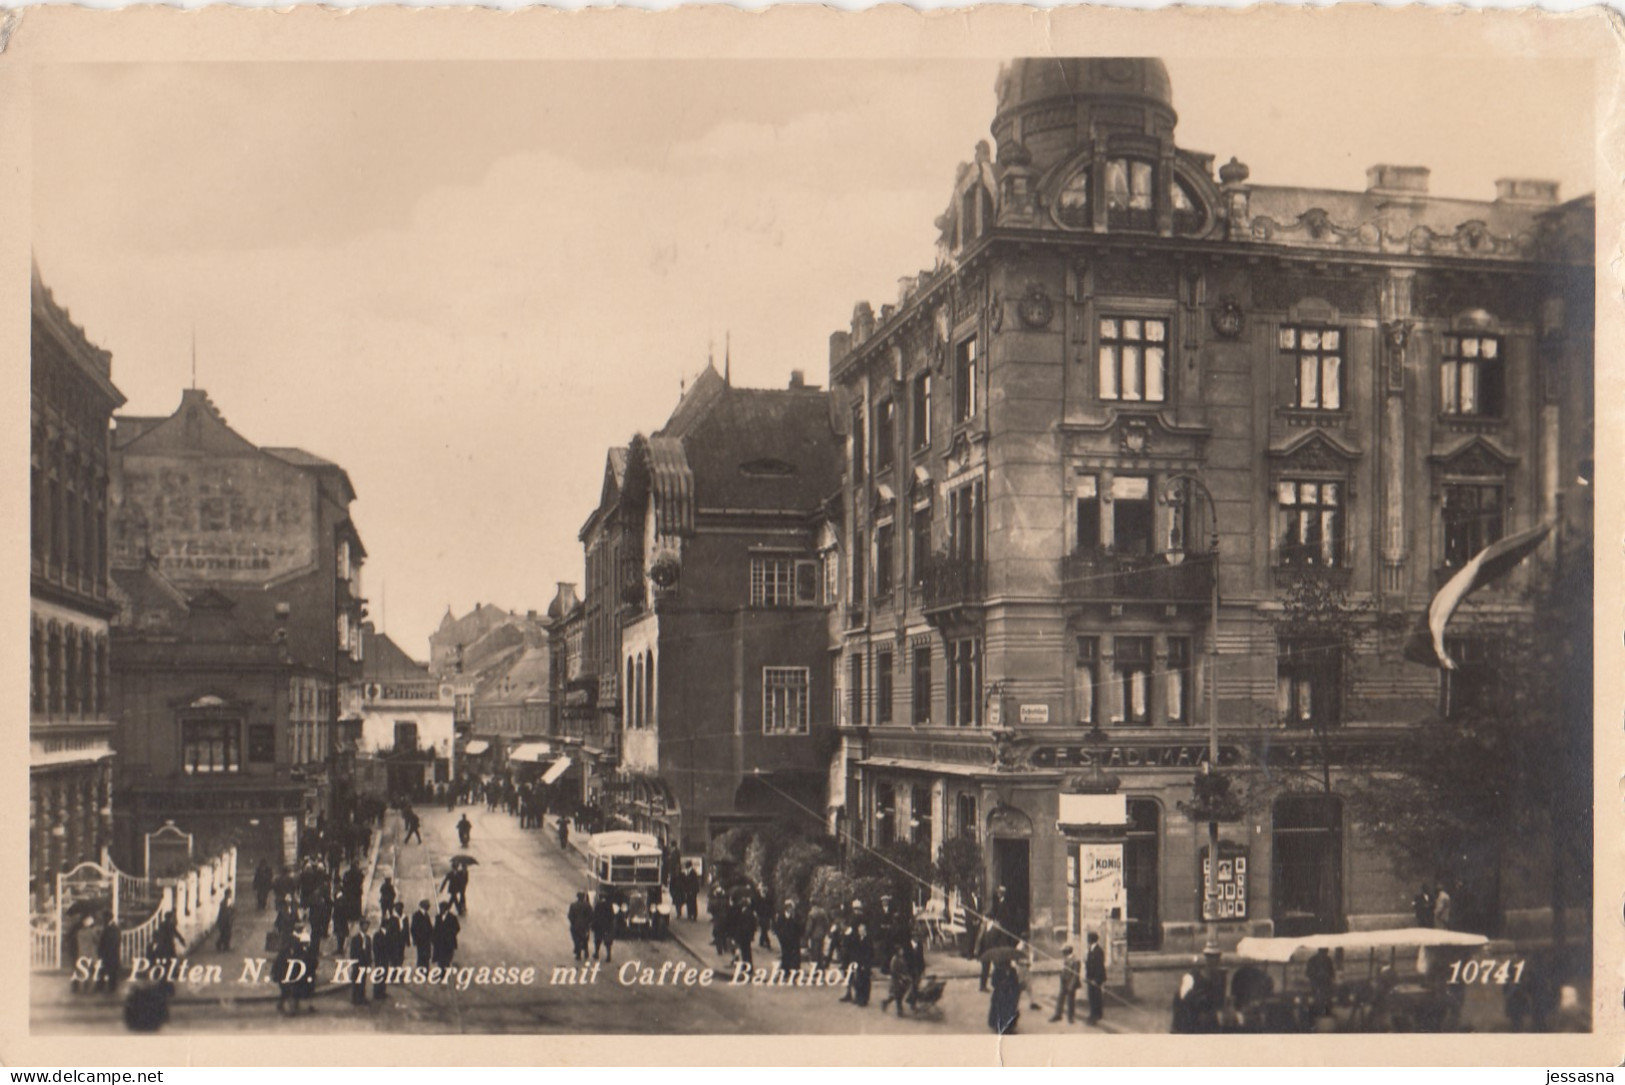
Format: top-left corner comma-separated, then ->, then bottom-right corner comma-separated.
31,58 -> 1593,655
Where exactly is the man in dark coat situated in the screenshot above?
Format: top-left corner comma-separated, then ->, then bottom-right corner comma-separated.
1305,946 -> 1336,1018
272,866 -> 296,912
347,916 -> 374,1005
410,900 -> 435,968
755,886 -> 774,951
332,889 -> 353,951
374,908 -> 401,999
683,868 -> 700,920
730,895 -> 755,967
567,891 -> 593,962
94,911 -> 121,993
847,922 -> 874,1007
591,891 -> 618,963
215,891 -> 235,951
309,886 -> 333,946
1413,884 -> 1435,928
432,901 -> 460,967
977,886 -> 1015,992
342,862 -> 364,903
440,862 -> 470,916
1085,932 -> 1108,1024
253,861 -> 274,912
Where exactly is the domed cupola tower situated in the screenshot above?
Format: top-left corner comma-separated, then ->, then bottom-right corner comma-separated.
990,57 -> 1215,237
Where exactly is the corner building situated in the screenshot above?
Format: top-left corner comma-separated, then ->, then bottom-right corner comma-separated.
30,264 -> 125,908
830,58 -> 1592,955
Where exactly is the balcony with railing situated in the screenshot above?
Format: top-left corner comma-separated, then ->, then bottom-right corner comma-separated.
1270,543 -> 1353,590
1061,549 -> 1213,604
921,555 -> 986,613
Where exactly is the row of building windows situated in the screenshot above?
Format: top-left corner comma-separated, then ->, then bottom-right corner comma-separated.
839,629 -> 1499,731
868,782 -> 980,848
179,718 -> 282,775
845,637 -> 983,728
835,469 -> 1503,612
853,323 -> 1508,484
30,462 -> 109,592
30,622 -> 108,720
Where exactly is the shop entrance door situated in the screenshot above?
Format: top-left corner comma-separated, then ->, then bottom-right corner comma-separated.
992,837 -> 1031,939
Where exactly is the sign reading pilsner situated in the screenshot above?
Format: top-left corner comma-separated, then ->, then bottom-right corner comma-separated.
1199,842 -> 1251,922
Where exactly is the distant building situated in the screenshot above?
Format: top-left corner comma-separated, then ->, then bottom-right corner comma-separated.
560,445 -> 635,806
546,582 -> 600,805
29,263 -> 126,907
827,58 -> 1592,952
426,603 -> 551,772
356,624 -> 455,801
429,602 -> 523,677
108,388 -> 367,861
471,642 -> 552,770
600,364 -> 842,850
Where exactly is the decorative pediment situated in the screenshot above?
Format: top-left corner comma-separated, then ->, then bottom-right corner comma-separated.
943,427 -> 987,477
1429,436 -> 1517,477
1267,430 -> 1363,474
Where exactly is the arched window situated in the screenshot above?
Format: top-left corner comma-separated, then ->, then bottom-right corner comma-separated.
1057,170 -> 1090,228
30,623 -> 42,716
1105,157 -> 1155,229
1125,799 -> 1162,950
78,628 -> 94,717
64,628 -> 80,717
634,655 -> 644,729
644,649 -> 655,729
957,184 -> 994,248
625,657 -> 635,729
1171,176 -> 1206,234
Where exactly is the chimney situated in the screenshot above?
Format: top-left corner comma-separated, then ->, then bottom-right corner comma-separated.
1494,178 -> 1559,206
1366,165 -> 1430,200
788,370 -> 806,389
830,330 -> 851,369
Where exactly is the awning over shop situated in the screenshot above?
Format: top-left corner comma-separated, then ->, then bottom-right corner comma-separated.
540,756 -> 574,786
463,740 -> 490,756
508,742 -> 553,764
858,756 -> 993,778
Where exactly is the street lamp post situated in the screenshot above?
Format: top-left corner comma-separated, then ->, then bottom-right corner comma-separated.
1164,475 -> 1222,958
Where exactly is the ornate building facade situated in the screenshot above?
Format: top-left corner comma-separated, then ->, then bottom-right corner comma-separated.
829,58 -> 1593,954
30,263 -> 126,908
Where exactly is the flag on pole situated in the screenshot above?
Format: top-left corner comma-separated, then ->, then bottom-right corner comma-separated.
1403,521 -> 1553,669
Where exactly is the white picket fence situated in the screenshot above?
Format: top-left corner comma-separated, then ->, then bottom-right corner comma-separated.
32,848 -> 237,972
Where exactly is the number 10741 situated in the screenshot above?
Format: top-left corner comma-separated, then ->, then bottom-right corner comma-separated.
1446,959 -> 1525,985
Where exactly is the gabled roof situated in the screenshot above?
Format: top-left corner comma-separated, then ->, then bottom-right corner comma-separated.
475,645 -> 551,707
264,448 -> 357,505
110,563 -> 192,632
363,629 -> 431,680
670,384 -> 840,514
